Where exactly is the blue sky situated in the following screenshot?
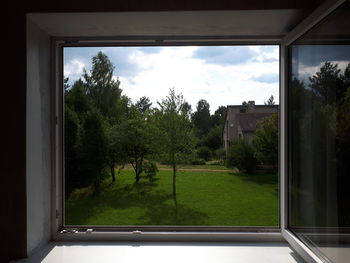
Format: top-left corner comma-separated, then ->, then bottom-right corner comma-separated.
64,45 -> 280,113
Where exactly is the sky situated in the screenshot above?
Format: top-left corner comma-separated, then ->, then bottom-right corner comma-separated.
64,45 -> 280,113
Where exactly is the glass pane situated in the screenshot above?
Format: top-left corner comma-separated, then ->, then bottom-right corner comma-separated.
63,45 -> 280,227
289,1 -> 350,262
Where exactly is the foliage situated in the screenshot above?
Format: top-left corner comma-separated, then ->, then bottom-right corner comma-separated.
64,106 -> 81,195
192,99 -> 211,137
156,88 -> 196,208
211,106 -> 226,127
202,125 -> 222,152
122,106 -> 157,183
226,139 -> 258,173
80,108 -> 109,194
142,161 -> 159,182
135,96 -> 152,114
106,123 -> 128,182
264,95 -> 275,105
252,113 -> 278,166
196,146 -> 212,161
82,51 -> 122,121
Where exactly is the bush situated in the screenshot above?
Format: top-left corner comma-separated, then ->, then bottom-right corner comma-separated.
226,139 -> 258,173
142,161 -> 159,182
196,146 -> 212,161
191,158 -> 206,165
214,147 -> 226,161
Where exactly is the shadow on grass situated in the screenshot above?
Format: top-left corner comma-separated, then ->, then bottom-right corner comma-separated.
234,172 -> 278,186
66,178 -> 208,226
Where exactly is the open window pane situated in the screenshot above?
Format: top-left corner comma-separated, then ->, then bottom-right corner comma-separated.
289,1 -> 350,262
63,45 -> 279,227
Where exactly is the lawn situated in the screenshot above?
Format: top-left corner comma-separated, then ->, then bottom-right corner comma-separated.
65,166 -> 279,226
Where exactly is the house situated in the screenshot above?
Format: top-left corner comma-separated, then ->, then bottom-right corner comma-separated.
223,101 -> 278,153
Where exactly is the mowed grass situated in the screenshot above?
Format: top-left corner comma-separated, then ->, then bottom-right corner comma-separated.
65,167 -> 278,226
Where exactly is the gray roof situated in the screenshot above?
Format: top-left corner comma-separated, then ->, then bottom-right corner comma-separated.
237,113 -> 273,132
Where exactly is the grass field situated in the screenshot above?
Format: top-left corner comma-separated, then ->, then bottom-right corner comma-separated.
65,166 -> 278,226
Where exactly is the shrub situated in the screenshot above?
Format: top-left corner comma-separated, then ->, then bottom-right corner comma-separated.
142,161 -> 159,182
196,146 -> 212,161
226,139 -> 258,173
191,158 -> 206,165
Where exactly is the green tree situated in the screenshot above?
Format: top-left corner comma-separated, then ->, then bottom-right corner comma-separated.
211,105 -> 226,127
65,79 -> 91,117
252,113 -> 278,167
80,108 -> 108,194
192,99 -> 211,137
122,106 -> 156,183
156,89 -> 196,210
106,124 -> 128,182
64,106 -> 81,196
82,51 -> 122,121
135,96 -> 152,114
227,139 -> 258,173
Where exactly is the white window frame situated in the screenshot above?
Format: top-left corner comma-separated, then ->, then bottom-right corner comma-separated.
49,1 -> 347,262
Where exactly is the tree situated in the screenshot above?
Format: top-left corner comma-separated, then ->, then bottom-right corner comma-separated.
65,79 -> 91,117
309,61 -> 343,104
264,95 -> 275,105
80,108 -> 108,194
106,124 -> 128,182
135,96 -> 152,114
252,113 -> 278,167
82,51 -> 122,121
226,139 -> 258,173
122,106 -> 157,183
156,89 -> 196,210
192,99 -> 211,137
211,106 -> 226,127
64,106 -> 81,196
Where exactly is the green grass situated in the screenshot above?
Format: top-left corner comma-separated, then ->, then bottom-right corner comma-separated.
65,168 -> 278,226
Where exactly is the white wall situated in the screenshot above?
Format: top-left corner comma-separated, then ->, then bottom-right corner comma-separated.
26,18 -> 52,255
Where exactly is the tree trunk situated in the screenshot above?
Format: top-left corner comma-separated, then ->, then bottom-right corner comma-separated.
110,164 -> 115,182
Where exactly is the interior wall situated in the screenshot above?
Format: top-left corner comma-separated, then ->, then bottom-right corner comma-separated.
26,18 -> 52,256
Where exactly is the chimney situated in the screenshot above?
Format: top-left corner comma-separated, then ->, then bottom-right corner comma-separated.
247,101 -> 255,112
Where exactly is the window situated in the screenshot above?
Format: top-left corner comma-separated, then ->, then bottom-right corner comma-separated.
62,45 -> 280,229
286,1 -> 350,262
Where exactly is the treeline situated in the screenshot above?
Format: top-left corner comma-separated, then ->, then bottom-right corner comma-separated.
64,52 -> 231,208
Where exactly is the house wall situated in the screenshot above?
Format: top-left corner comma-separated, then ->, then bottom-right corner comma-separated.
26,19 -> 52,256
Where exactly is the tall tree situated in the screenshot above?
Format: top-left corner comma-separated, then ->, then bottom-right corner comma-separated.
192,99 -> 211,137
122,106 -> 157,183
82,51 -> 122,121
80,108 -> 108,194
156,89 -> 196,211
106,124 -> 128,182
252,113 -> 278,167
211,105 -> 227,127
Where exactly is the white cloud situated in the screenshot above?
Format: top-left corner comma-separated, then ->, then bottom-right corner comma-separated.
64,46 -> 280,113
64,59 -> 86,83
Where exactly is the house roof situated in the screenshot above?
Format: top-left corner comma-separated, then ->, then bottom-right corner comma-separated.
237,113 -> 273,132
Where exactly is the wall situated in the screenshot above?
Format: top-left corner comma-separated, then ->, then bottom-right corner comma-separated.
26,18 -> 52,256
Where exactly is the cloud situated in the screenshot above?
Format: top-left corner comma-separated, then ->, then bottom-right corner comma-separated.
251,73 -> 279,83
260,46 -> 277,53
192,46 -> 257,66
292,45 -> 350,66
64,59 -> 86,82
64,46 -> 154,85
138,47 -> 163,54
